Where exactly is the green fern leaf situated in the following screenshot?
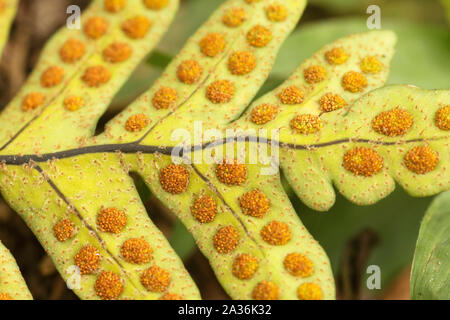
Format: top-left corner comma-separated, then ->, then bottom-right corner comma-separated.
0,0 -> 448,301
411,190 -> 450,299
0,240 -> 33,300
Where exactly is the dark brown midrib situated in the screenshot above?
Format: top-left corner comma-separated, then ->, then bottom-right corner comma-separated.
0,135 -> 446,166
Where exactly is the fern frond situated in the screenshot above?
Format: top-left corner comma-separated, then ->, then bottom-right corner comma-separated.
0,0 -> 179,153
96,0 -> 307,145
0,0 -> 17,56
113,0 -> 326,300
0,240 -> 33,300
0,0 -> 203,300
0,0 -> 447,301
411,190 -> 450,299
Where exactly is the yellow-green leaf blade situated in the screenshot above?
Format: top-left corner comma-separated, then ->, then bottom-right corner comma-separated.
319,85 -> 449,205
0,0 -> 179,154
233,30 -> 397,211
0,155 -> 201,300
0,240 -> 33,300
0,0 -> 17,56
127,145 -> 335,300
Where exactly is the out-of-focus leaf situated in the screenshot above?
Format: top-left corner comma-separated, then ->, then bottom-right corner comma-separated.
411,191 -> 450,300
271,18 -> 450,90
310,0 -> 446,24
